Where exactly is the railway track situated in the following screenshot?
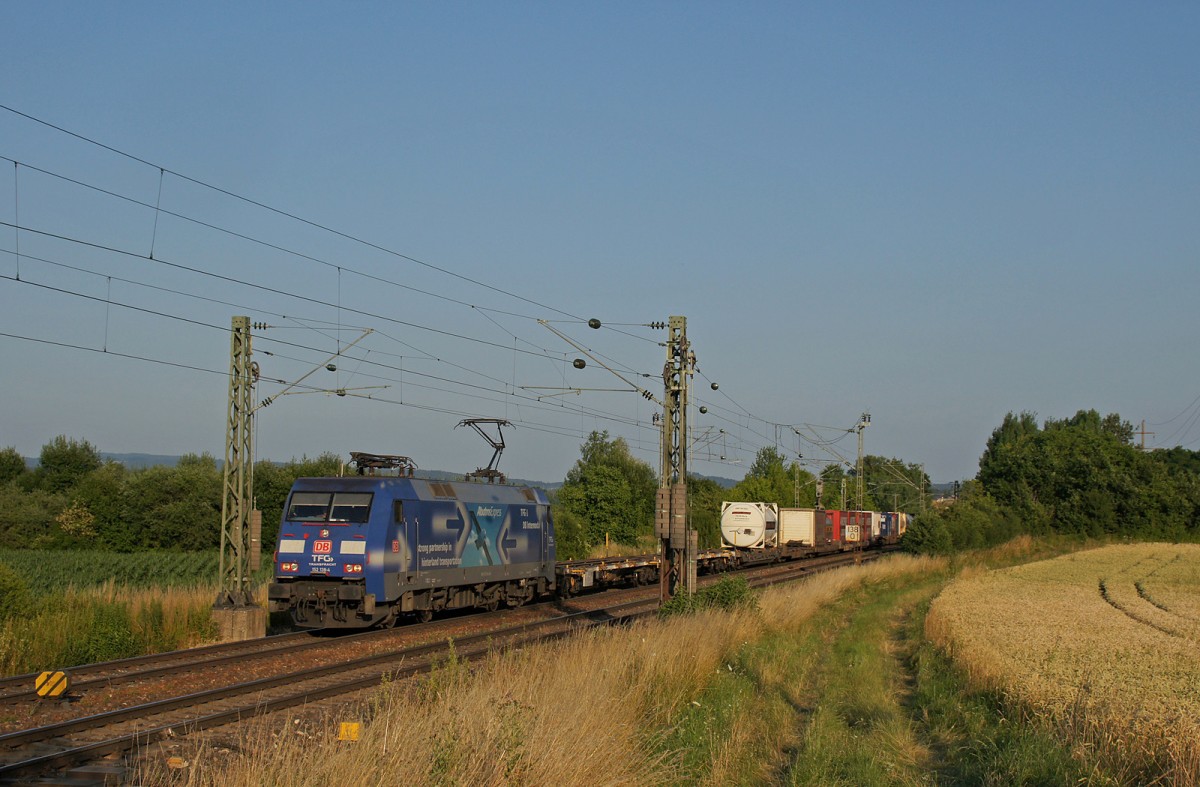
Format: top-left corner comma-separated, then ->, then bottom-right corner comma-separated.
0,549 -> 883,784
0,629 -> 338,705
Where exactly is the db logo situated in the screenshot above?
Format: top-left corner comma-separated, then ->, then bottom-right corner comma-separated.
313,540 -> 333,554
392,540 -> 400,553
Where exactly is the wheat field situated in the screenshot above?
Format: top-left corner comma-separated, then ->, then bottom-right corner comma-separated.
927,543 -> 1200,783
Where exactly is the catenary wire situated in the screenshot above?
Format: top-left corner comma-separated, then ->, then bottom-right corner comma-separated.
0,103 -> 585,322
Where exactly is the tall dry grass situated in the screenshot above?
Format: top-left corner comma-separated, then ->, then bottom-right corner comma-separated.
0,582 -> 223,676
140,554 -> 943,786
586,534 -> 659,559
143,612 -> 762,786
760,553 -> 946,633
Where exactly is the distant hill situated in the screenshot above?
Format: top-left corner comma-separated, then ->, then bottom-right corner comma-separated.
694,472 -> 739,489
22,452 -> 195,470
101,452 -> 186,469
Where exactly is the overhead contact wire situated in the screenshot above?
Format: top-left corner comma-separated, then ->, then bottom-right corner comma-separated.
0,104 -> 581,321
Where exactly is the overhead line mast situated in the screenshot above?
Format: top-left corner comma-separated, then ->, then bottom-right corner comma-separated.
213,315 -> 266,640
655,316 -> 696,601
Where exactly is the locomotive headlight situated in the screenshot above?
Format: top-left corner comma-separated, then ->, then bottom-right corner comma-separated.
344,563 -> 363,573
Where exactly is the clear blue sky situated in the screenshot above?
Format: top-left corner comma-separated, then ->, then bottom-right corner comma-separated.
1,3 -> 1197,484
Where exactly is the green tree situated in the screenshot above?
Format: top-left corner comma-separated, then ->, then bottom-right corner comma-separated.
0,447 -> 26,485
900,512 -> 953,555
549,504 -> 587,561
126,461 -> 222,551
863,455 -> 929,512
978,411 -> 1200,541
558,463 -> 635,546
36,436 -> 102,492
1044,409 -> 1134,444
978,411 -> 1039,481
748,446 -> 787,480
1156,447 -> 1200,476
728,447 -> 815,509
818,464 -> 848,509
909,480 -> 1021,552
556,432 -> 656,550
72,462 -> 132,550
686,475 -> 726,548
0,485 -> 67,548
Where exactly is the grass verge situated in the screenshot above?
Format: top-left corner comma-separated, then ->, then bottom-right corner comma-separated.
133,546 -> 1117,785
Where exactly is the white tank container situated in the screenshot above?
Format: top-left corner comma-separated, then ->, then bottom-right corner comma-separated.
720,501 -> 779,548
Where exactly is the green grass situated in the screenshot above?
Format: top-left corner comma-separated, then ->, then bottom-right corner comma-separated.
657,567 -> 1107,785
781,580 -> 935,786
652,650 -> 775,785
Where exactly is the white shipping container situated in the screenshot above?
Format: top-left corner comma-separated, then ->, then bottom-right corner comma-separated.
870,512 -> 881,540
778,508 -> 816,545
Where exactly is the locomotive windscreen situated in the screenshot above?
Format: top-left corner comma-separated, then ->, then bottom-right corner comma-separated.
286,492 -> 374,524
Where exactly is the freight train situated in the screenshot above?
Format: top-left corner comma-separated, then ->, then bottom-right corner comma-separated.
719,501 -> 909,558
267,457 -> 909,629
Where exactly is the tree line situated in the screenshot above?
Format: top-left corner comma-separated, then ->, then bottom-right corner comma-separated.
0,437 -> 340,551
19,411 -> 1173,561
2,431 -> 933,558
903,410 -> 1200,555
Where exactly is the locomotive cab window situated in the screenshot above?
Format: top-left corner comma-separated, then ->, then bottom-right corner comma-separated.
329,493 -> 373,524
286,492 -> 373,523
286,492 -> 330,521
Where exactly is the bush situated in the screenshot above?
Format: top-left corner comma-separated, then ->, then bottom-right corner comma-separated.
905,485 -> 1025,557
901,513 -> 954,556
659,576 -> 757,618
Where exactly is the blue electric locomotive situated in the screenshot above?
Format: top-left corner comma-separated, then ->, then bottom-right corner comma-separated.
267,473 -> 556,628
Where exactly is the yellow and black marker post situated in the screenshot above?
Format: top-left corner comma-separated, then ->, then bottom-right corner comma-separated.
35,670 -> 71,699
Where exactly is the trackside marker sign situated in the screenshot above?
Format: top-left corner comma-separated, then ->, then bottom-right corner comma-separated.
35,670 -> 70,698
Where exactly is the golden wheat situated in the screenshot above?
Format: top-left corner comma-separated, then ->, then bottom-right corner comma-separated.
928,543 -> 1200,784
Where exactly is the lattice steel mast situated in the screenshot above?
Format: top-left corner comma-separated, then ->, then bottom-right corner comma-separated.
656,316 -> 696,601
216,316 -> 257,607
